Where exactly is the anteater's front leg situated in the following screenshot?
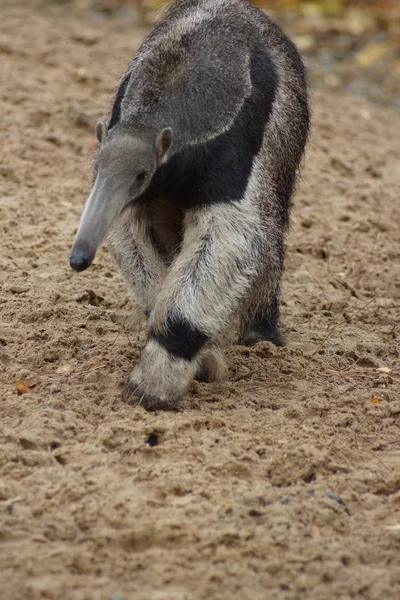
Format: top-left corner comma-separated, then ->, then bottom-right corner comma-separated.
124,199 -> 262,410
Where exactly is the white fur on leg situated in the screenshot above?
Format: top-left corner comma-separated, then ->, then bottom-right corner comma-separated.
124,339 -> 198,410
150,196 -> 263,337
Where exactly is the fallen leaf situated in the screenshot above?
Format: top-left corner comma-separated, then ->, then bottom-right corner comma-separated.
16,381 -> 30,395
377,366 -> 392,374
370,397 -> 381,405
346,8 -> 373,36
355,42 -> 394,69
293,34 -> 316,52
386,524 -> 400,531
300,3 -> 323,19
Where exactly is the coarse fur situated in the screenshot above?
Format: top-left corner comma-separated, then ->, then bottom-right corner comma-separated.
76,0 -> 310,410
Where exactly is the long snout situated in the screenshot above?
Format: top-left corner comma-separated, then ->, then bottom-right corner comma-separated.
70,176 -> 128,272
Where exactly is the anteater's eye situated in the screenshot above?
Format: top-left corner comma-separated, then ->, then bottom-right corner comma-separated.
136,170 -> 148,184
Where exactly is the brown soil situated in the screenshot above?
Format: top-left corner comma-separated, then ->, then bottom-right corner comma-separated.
1,2 -> 400,599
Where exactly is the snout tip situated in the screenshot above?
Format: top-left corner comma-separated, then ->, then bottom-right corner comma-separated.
70,246 -> 94,272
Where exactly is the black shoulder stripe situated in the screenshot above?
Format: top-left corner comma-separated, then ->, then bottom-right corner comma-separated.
108,71 -> 131,130
149,47 -> 278,206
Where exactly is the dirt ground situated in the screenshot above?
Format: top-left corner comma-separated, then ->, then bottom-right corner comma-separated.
0,1 -> 399,599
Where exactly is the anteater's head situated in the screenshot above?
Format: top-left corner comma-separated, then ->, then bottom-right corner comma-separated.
70,121 -> 173,272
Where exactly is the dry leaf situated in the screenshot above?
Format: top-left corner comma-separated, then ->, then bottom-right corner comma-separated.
377,366 -> 392,374
293,34 -> 315,52
386,524 -> 400,531
355,42 -> 394,69
16,381 -> 30,395
346,8 -> 373,36
370,397 -> 381,405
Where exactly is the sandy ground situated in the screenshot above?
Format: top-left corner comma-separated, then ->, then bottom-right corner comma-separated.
0,1 -> 400,599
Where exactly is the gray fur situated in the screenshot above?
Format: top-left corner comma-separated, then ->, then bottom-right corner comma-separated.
70,0 -> 310,410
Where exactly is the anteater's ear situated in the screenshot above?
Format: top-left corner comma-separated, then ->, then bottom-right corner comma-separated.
155,127 -> 173,166
95,121 -> 108,145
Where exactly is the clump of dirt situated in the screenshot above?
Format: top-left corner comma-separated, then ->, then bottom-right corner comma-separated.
0,2 -> 399,600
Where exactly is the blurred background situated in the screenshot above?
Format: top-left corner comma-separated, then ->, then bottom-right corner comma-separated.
50,0 -> 400,110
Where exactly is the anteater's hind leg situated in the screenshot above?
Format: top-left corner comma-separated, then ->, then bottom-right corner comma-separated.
238,289 -> 285,347
238,226 -> 286,348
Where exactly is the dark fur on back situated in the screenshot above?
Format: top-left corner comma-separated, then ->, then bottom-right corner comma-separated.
108,71 -> 131,130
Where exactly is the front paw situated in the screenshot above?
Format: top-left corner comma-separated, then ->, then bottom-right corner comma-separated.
123,339 -> 197,411
123,380 -> 178,411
